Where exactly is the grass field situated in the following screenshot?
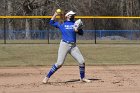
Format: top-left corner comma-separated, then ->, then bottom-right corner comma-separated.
0,44 -> 140,67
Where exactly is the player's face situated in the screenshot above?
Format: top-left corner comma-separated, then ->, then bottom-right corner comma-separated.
67,15 -> 75,21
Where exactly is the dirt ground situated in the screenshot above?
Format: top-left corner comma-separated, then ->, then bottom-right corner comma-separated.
0,65 -> 140,93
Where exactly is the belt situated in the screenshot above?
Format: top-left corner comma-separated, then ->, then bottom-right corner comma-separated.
62,40 -> 75,44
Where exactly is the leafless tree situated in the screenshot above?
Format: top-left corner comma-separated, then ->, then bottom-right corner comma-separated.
0,0 -> 140,39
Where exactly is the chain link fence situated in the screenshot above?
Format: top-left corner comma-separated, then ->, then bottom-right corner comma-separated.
0,29 -> 140,44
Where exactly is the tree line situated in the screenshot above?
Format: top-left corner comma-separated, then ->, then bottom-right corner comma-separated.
0,0 -> 140,39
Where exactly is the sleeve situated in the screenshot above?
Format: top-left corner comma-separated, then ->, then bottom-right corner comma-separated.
77,29 -> 84,36
49,20 -> 59,28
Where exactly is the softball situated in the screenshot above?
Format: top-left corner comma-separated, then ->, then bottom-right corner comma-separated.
56,9 -> 61,14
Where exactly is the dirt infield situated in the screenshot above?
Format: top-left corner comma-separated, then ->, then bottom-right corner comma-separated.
0,65 -> 140,93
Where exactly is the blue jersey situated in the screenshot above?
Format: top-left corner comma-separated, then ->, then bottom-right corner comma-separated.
49,20 -> 76,42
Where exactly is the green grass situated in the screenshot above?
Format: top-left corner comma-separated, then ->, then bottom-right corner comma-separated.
97,40 -> 140,44
0,44 -> 140,67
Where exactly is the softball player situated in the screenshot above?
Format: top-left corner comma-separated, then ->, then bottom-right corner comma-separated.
42,10 -> 91,83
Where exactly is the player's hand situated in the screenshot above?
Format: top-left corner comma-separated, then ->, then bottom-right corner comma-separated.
51,12 -> 58,20
54,12 -> 58,16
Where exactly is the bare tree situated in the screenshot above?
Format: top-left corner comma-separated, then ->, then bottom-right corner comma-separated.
7,1 -> 15,39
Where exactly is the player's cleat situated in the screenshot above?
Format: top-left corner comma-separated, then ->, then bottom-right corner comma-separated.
42,77 -> 49,84
81,78 -> 91,83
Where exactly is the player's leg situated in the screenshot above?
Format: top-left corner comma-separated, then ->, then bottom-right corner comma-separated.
55,41 -> 70,68
70,46 -> 85,78
43,41 -> 69,83
46,41 -> 69,78
70,46 -> 91,83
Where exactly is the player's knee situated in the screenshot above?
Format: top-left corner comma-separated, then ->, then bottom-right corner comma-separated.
55,63 -> 63,68
79,58 -> 85,65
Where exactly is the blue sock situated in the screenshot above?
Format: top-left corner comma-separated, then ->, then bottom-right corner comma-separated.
79,65 -> 85,79
47,64 -> 58,78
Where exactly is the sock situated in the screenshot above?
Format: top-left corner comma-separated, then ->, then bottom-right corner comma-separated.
79,65 -> 85,79
47,64 -> 58,78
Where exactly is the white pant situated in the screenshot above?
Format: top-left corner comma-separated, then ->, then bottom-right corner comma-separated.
55,40 -> 85,67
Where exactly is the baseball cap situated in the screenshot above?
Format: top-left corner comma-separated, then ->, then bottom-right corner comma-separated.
65,11 -> 76,17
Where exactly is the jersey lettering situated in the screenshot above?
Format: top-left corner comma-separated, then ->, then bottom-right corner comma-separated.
64,25 -> 74,29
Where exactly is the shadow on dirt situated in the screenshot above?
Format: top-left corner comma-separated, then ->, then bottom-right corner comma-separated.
64,78 -> 101,83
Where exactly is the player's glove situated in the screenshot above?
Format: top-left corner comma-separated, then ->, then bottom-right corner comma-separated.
74,19 -> 83,30
73,19 -> 84,35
